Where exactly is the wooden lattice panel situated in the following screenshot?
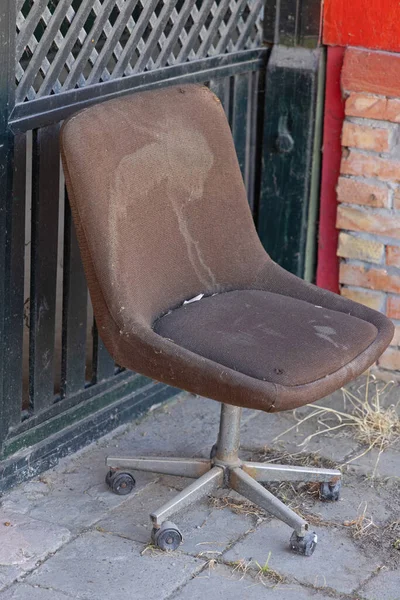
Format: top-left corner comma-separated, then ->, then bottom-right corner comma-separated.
16,0 -> 264,102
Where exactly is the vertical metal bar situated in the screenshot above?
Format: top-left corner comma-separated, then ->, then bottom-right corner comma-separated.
252,63 -> 267,230
216,404 -> 242,462
92,320 -> 116,383
209,77 -> 231,117
304,48 -> 326,283
0,0 -> 17,449
60,192 -> 88,398
231,73 -> 249,182
211,74 -> 256,211
245,70 -> 260,213
29,124 -> 60,412
22,131 -> 33,411
2,133 -> 27,428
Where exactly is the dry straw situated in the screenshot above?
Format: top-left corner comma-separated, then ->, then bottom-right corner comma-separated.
273,372 -> 400,477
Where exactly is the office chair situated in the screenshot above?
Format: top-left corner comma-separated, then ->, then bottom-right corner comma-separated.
61,84 -> 393,557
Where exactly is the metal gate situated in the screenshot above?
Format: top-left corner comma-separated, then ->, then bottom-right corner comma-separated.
0,0 -> 322,491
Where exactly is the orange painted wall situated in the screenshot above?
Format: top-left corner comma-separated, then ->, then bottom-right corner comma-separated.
323,0 -> 400,53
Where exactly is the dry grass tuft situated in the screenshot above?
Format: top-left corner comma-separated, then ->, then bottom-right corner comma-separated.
140,543 -> 163,556
209,484 -> 330,529
199,556 -> 219,574
341,375 -> 400,456
212,449 -> 338,519
343,502 -> 377,539
209,495 -> 266,520
206,558 -> 219,570
273,373 -> 399,476
254,447 -> 336,470
243,448 -> 337,513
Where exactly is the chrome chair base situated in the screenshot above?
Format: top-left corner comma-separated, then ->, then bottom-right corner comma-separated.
105,404 -> 341,556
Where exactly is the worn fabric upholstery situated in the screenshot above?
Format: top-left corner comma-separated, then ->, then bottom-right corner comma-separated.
154,289 -> 378,386
60,84 -> 394,413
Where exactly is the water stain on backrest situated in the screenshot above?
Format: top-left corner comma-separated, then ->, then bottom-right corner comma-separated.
111,114 -> 215,288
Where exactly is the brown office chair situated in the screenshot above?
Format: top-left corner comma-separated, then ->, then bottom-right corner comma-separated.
61,84 -> 393,557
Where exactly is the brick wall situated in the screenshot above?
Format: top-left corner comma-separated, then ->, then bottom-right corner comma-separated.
338,48 -> 400,378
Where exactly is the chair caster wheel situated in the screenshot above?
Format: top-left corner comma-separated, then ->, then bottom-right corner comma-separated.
105,470 -> 136,495
151,521 -> 182,551
210,443 -> 218,459
290,530 -> 318,557
320,479 -> 341,501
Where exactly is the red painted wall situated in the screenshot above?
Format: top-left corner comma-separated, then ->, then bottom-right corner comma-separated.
316,47 -> 345,293
324,0 -> 400,53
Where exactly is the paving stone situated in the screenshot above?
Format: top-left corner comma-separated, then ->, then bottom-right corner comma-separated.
25,530 -> 203,600
174,564 -> 329,600
359,568 -> 400,600
1,583 -> 72,599
0,393 -> 253,538
291,432 -> 358,464
308,475 -> 393,526
255,378 -> 399,467
0,511 -> 70,592
223,519 -> 377,594
1,381 -> 397,600
286,387 -> 346,418
103,392 -> 253,459
110,394 -> 222,458
178,499 -> 255,557
96,479 -> 255,556
1,393 -> 224,532
95,479 -> 188,544
239,411 -> 295,451
346,447 -> 400,480
239,403 -> 358,465
1,452 -> 156,533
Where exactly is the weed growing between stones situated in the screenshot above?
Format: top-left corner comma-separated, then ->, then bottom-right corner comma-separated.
227,553 -> 285,587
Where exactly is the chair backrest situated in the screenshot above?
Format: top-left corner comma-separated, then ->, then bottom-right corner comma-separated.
61,84 -> 266,329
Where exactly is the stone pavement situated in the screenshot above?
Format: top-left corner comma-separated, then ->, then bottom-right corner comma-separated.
0,378 -> 399,600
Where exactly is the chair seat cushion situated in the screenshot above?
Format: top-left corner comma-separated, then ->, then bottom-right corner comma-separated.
153,290 -> 378,387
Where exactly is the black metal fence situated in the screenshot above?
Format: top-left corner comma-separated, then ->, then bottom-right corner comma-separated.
0,0 -> 275,491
